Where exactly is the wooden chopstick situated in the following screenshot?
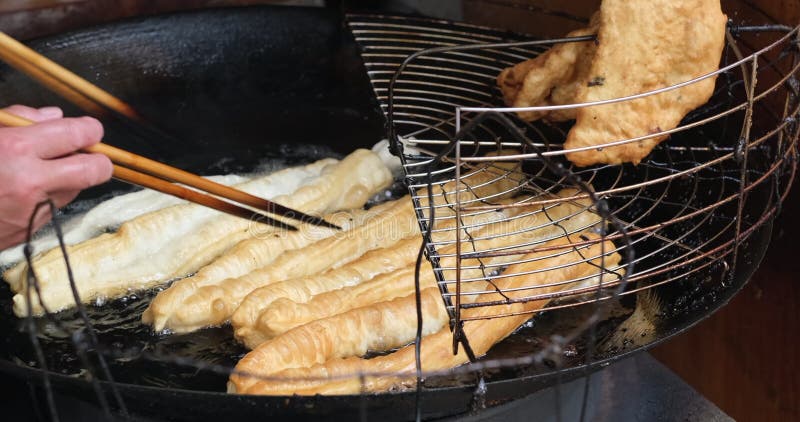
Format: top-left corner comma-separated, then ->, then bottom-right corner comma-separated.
0,32 -> 139,121
110,166 -> 296,231
0,32 -> 339,230
0,110 -> 296,231
85,143 -> 339,229
0,44 -> 106,116
0,31 -> 183,154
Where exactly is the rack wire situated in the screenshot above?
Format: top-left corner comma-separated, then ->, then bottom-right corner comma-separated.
347,14 -> 800,354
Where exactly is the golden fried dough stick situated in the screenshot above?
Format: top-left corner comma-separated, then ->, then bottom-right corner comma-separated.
146,151 -> 526,333
145,197 -> 418,333
497,14 -> 599,122
231,232 -> 620,395
232,201 -> 516,347
231,235 -> 423,348
249,266 -> 434,348
564,0 -> 727,166
231,288 -> 447,390
248,191 -> 599,344
141,207 -> 373,328
415,149 -> 525,214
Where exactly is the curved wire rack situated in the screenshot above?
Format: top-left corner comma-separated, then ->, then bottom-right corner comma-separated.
347,13 -> 799,355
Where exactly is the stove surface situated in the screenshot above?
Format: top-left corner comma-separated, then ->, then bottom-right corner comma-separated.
2,353 -> 730,421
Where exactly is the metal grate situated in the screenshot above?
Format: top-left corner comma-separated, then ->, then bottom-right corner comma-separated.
348,14 -> 800,354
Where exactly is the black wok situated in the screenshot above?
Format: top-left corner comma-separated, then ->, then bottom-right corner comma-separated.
0,5 -> 777,421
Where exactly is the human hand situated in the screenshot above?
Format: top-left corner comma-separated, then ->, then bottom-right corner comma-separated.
0,105 -> 112,250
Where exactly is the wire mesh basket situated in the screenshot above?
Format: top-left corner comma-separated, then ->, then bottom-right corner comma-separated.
347,13 -> 799,355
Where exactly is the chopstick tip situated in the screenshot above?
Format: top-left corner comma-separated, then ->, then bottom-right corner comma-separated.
316,220 -> 342,230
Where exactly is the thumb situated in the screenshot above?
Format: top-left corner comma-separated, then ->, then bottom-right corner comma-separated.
1,105 -> 63,124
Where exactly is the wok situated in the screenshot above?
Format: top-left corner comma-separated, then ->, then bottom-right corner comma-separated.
0,5 -> 779,421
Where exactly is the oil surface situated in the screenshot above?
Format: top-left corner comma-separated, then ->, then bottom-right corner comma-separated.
0,143 -> 769,393
0,145 -> 414,392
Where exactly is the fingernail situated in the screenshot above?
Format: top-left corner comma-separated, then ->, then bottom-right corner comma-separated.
38,106 -> 62,119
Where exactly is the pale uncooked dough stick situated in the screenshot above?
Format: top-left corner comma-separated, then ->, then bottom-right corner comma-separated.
0,174 -> 249,268
5,159 -> 333,315
231,233 -> 620,395
9,149 -> 393,316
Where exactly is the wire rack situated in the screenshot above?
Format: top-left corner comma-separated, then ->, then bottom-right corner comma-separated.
347,14 -> 800,354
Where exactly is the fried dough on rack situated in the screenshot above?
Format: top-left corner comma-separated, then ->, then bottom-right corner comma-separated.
498,0 -> 727,166
565,0 -> 727,166
497,14 -> 599,122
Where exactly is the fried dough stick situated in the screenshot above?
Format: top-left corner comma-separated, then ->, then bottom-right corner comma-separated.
231,288 -> 447,389
229,192 -> 599,389
141,207 -> 374,327
231,235 -> 422,347
143,147 -> 420,332
497,14 -> 599,122
245,190 -> 599,345
231,202 -> 515,347
232,189 -> 594,353
564,0 -> 726,166
5,158 -> 334,315
145,151 -> 526,333
8,150 -> 393,316
230,232 -> 620,395
0,173 -> 249,267
237,195 -> 598,361
145,197 -> 417,333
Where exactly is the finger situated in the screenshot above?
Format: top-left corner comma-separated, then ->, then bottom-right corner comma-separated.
7,204 -> 53,246
9,116 -> 104,159
40,153 -> 113,193
2,105 -> 63,124
37,107 -> 63,121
